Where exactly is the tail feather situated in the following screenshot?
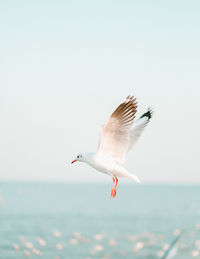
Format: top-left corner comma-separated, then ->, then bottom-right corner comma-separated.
124,171 -> 141,183
117,166 -> 141,183
128,173 -> 141,183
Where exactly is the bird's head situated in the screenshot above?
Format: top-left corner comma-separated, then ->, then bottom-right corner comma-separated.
71,153 -> 85,164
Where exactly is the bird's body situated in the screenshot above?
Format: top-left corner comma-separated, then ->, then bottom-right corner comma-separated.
82,152 -> 140,182
71,95 -> 152,198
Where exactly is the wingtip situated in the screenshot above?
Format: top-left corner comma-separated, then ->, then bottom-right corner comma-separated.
125,95 -> 136,103
140,107 -> 153,120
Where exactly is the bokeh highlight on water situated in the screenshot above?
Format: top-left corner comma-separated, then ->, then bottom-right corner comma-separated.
1,182 -> 200,258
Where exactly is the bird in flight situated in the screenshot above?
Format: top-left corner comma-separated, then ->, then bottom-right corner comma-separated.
71,95 -> 152,198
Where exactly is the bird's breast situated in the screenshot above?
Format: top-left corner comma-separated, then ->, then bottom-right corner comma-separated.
90,153 -> 115,175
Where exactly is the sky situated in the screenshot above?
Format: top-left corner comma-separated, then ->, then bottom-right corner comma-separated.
0,0 -> 200,182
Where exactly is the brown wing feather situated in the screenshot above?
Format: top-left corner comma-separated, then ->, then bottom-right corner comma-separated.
111,96 -> 137,126
97,95 -> 138,164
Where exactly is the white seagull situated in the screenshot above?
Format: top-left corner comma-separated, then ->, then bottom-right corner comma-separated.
71,95 -> 153,198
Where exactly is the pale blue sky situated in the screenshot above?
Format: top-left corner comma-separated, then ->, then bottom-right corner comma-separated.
0,0 -> 200,182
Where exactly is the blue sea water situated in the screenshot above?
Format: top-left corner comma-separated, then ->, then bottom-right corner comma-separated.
1,182 -> 200,259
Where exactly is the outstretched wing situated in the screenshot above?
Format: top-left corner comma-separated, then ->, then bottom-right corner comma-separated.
97,96 -> 137,164
128,108 -> 153,150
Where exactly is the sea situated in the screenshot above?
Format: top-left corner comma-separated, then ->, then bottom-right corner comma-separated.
0,182 -> 200,259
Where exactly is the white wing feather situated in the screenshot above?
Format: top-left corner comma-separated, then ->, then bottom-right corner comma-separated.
128,116 -> 150,150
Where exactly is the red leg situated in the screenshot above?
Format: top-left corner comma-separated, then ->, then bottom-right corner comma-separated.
110,177 -> 116,198
115,177 -> 118,188
113,177 -> 118,198
111,177 -> 118,198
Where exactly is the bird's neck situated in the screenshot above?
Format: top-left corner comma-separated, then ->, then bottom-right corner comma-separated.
84,152 -> 95,164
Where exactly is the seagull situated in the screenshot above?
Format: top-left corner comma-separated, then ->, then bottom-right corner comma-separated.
71,95 -> 153,198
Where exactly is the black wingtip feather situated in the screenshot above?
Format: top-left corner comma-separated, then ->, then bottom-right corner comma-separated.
140,107 -> 153,120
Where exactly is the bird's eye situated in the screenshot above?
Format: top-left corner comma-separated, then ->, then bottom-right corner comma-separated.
77,155 -> 79,158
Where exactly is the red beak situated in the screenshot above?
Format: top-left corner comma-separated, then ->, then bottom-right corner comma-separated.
71,159 -> 77,164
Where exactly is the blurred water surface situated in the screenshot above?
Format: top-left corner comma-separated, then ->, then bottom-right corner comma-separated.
1,181 -> 200,258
